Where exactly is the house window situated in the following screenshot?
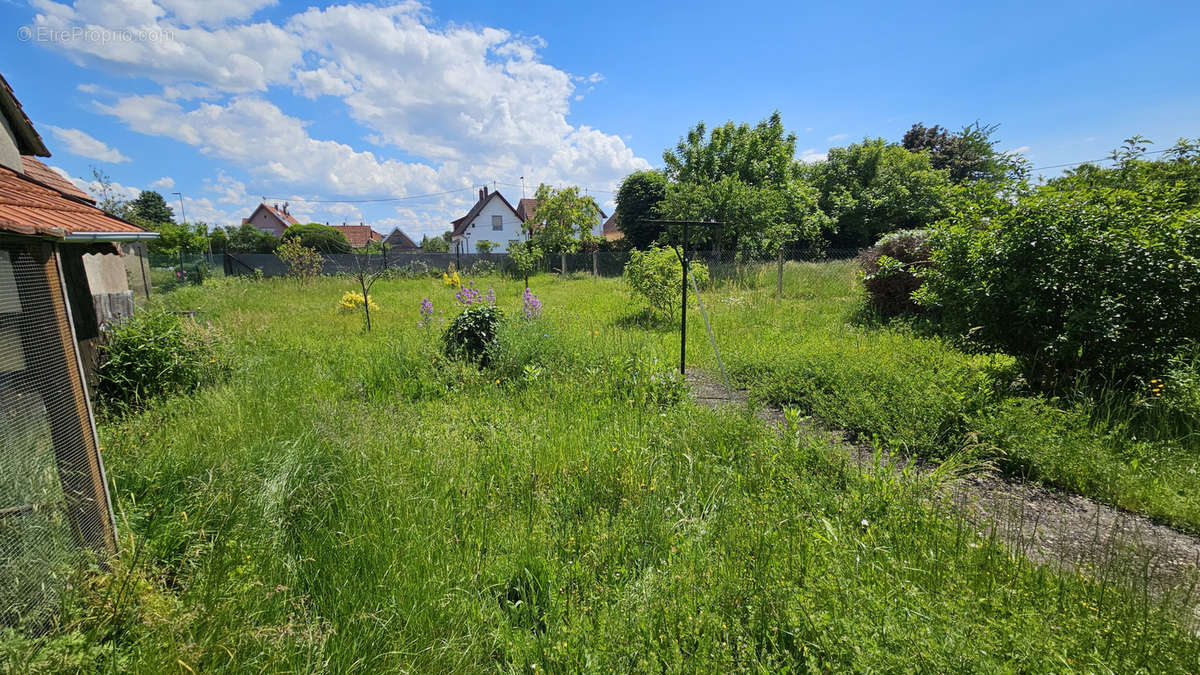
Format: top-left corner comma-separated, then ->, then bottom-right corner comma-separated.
492,215 -> 503,231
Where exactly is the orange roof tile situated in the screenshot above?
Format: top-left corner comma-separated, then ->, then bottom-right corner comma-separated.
331,224 -> 382,248
0,164 -> 148,239
20,156 -> 93,203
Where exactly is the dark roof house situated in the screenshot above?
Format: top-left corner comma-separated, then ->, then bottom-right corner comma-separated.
383,227 -> 418,250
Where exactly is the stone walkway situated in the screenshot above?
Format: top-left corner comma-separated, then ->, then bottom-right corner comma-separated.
688,370 -> 1200,619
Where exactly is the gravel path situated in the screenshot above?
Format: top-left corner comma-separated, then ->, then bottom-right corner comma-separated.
688,370 -> 1200,617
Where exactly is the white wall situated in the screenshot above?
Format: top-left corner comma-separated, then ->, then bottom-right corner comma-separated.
456,197 -> 524,253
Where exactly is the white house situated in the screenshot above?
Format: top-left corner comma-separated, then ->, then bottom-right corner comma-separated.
450,187 -> 606,253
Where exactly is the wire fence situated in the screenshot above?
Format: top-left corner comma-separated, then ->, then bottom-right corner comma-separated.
2,238 -> 116,634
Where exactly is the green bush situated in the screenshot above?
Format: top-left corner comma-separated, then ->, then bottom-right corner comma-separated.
624,245 -> 709,317
281,223 -> 352,254
921,188 -> 1200,388
442,305 -> 503,366
95,310 -> 227,412
858,229 -> 931,318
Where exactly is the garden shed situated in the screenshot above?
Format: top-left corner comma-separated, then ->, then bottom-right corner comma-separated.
0,73 -> 154,628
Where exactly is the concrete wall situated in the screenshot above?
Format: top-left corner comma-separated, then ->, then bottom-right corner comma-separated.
82,250 -> 134,328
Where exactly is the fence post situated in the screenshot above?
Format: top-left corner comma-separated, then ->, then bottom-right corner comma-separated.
776,247 -> 784,301
592,250 -> 598,280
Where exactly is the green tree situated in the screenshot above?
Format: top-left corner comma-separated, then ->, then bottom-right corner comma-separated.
145,221 -> 208,256
475,240 -> 497,254
615,170 -> 668,249
282,223 -> 352,254
809,138 -> 951,249
127,190 -> 175,225
507,240 -> 542,289
421,234 -> 449,252
663,111 -> 797,188
528,184 -> 602,274
228,224 -> 280,253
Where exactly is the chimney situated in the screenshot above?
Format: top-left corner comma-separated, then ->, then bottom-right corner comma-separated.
483,186 -> 489,199
283,201 -> 289,214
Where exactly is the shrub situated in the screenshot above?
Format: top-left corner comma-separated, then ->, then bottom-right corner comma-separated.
442,305 -> 503,366
624,246 -> 709,317
470,259 -> 496,276
921,187 -> 1200,388
339,291 -> 379,313
95,310 -> 226,412
858,229 -> 931,318
277,239 -> 323,281
281,223 -> 352,253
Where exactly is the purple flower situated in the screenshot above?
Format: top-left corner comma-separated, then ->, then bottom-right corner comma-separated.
522,287 -> 542,320
485,287 -> 496,306
418,297 -> 434,327
455,280 -> 481,306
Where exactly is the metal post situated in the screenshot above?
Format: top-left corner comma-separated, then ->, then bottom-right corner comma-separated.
680,219 -> 688,375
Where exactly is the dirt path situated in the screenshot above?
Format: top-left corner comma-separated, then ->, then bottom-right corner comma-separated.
688,370 -> 1200,614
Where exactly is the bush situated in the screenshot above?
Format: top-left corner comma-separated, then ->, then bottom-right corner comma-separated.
442,305 -> 504,366
281,223 -> 352,254
858,229 -> 931,318
277,239 -> 323,281
624,246 -> 709,317
470,259 -> 496,276
95,310 -> 226,412
921,187 -> 1200,388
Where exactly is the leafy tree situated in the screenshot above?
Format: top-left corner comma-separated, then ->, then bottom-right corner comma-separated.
145,221 -> 208,256
282,223 -> 352,253
1049,136 -> 1200,209
663,111 -> 797,188
127,190 -> 175,226
227,224 -> 279,253
507,240 -> 542,289
527,183 -> 602,274
615,170 -> 669,249
276,238 -> 323,282
421,233 -> 449,252
624,246 -> 710,319
209,227 -> 229,253
809,138 -> 952,249
475,240 -> 497,254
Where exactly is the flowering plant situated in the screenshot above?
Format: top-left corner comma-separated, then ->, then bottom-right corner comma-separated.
522,287 -> 542,320
339,290 -> 379,312
418,297 -> 434,327
455,280 -> 496,307
442,270 -> 462,288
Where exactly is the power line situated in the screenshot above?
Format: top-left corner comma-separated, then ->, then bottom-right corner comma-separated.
1030,148 -> 1170,172
259,186 -> 475,204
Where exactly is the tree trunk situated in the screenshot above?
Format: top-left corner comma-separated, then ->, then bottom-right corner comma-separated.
592,250 -> 598,280
561,251 -> 567,276
360,276 -> 372,332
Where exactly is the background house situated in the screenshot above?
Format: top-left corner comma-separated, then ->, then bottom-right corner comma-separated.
330,223 -> 382,249
242,202 -> 297,236
450,187 -> 606,253
384,228 -> 418,250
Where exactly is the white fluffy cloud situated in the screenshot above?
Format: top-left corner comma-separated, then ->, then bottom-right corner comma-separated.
45,125 -> 131,162
31,0 -> 649,228
148,176 -> 174,189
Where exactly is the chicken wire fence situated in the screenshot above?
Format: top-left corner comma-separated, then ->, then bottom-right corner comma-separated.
1,238 -> 116,633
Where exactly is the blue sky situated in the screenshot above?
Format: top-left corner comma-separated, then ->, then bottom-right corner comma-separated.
1,0 -> 1197,240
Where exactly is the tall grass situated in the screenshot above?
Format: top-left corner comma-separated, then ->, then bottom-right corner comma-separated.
2,273 -> 1198,671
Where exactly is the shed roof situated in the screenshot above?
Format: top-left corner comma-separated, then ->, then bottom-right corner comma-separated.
0,164 -> 150,240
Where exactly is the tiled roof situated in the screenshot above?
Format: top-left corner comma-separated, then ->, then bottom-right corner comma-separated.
0,74 -> 49,157
331,224 -> 382,248
266,204 -> 299,226
516,198 -> 539,222
602,212 -> 624,240
0,164 -> 147,238
20,156 -> 93,203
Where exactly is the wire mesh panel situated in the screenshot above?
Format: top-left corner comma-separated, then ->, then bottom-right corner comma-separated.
1,237 -> 115,631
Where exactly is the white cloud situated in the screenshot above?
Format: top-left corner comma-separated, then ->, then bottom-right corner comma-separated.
148,176 -> 174,189
798,148 -> 826,164
825,133 -> 849,142
35,1 -> 650,226
45,125 -> 131,162
1005,145 -> 1030,155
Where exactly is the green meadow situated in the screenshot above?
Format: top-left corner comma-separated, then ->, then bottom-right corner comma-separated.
4,267 -> 1200,672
